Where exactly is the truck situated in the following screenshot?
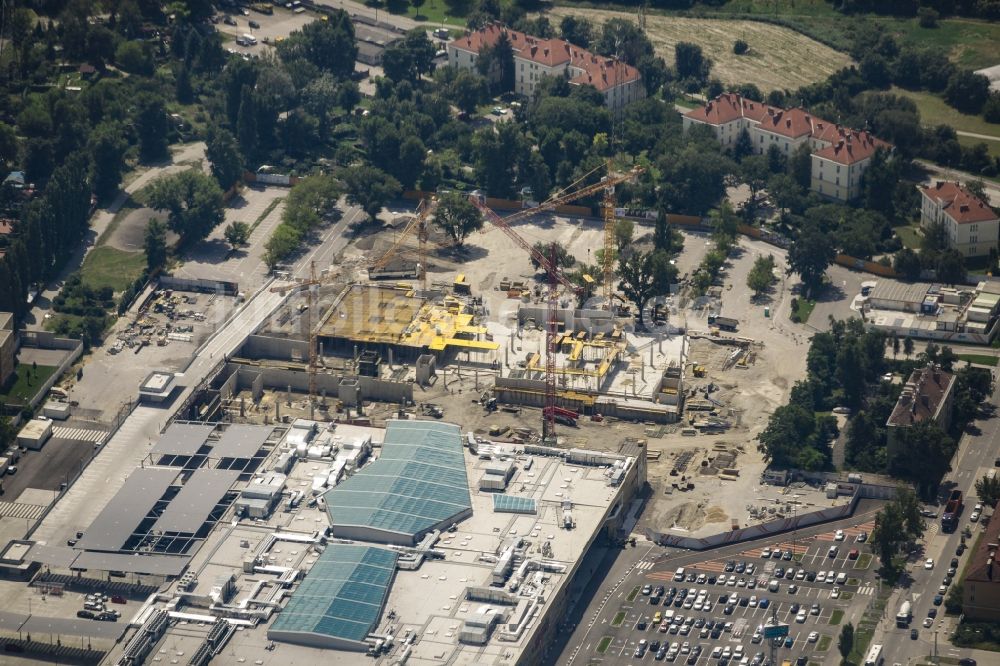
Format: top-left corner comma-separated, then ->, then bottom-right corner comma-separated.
942,490 -> 963,532
895,600 -> 912,627
543,405 -> 579,427
707,314 -> 739,331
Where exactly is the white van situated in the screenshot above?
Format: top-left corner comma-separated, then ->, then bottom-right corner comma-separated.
242,33 -> 257,45
673,567 -> 685,582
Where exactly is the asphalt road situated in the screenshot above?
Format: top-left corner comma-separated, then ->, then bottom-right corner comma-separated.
875,387 -> 1000,666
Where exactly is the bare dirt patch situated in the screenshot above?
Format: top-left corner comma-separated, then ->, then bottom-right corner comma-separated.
548,9 -> 853,91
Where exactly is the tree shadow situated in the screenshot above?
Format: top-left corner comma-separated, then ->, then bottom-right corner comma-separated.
815,283 -> 846,304
227,195 -> 249,210
437,243 -> 488,263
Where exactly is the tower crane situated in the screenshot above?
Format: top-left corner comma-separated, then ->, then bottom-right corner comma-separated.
468,163 -> 643,442
269,261 -> 339,413
368,197 -> 437,291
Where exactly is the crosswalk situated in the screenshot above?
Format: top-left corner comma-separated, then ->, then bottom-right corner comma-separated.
857,584 -> 876,595
51,426 -> 107,444
636,561 -> 655,572
0,500 -> 47,520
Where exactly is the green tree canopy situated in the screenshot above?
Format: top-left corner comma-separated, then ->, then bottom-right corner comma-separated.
146,170 -> 225,245
434,192 -> 483,246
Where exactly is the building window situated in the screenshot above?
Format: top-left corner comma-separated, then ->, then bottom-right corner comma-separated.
836,165 -> 840,173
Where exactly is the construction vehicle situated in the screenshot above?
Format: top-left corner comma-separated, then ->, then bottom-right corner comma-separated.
707,314 -> 739,331
692,365 -> 706,377
942,490 -> 963,532
543,406 -> 579,427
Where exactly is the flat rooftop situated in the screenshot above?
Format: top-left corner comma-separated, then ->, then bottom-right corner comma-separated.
141,371 -> 175,392
869,280 -> 933,305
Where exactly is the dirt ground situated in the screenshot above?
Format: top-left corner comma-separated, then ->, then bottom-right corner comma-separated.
547,8 -> 853,92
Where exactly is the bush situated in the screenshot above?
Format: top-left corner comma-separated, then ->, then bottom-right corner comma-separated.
918,7 -> 939,28
733,39 -> 749,55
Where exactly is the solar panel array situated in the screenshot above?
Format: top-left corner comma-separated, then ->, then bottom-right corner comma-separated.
492,494 -> 537,514
324,421 -> 471,542
269,545 -> 397,646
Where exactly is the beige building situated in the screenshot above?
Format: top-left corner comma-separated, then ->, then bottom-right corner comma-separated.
0,312 -> 15,389
919,181 -> 1000,257
682,92 -> 890,202
447,24 -> 645,112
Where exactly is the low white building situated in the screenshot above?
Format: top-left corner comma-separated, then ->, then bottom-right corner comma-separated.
682,92 -> 890,202
919,181 -> 999,257
447,23 -> 644,112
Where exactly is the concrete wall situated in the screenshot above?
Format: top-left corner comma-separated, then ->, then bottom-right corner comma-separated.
494,377 -> 676,423
3,334 -> 82,413
241,335 -> 310,362
226,363 -> 413,405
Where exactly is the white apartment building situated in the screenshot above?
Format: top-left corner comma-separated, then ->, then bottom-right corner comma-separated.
920,181 -> 999,257
682,92 -> 891,202
447,23 -> 645,112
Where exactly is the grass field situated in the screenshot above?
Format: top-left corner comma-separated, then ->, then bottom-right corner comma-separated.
548,8 -> 852,92
381,0 -> 466,26
0,364 -> 57,405
81,246 -> 146,292
597,636 -> 613,653
816,634 -> 832,651
894,224 -> 922,250
791,297 -> 816,324
888,18 -> 1000,71
829,609 -> 844,625
959,134 -> 1000,160
887,87 -> 1000,139
957,354 -> 1000,367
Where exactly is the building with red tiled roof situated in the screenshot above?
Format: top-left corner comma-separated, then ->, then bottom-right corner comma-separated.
682,92 -> 892,202
962,501 -> 1000,621
447,24 -> 644,112
0,219 -> 14,237
919,181 -> 999,257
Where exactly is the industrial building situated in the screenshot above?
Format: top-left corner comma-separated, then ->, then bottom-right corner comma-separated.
863,280 -> 1000,344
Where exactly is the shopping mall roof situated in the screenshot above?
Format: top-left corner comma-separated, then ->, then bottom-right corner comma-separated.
323,420 -> 472,545
267,544 -> 398,651
151,422 -> 217,457
76,467 -> 178,552
211,424 -> 274,460
152,468 -> 241,533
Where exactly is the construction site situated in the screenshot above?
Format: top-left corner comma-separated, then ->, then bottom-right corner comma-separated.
0,164 -> 837,666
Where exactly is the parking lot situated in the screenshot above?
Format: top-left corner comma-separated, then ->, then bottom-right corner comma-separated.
594,520 -> 880,665
214,4 -> 316,56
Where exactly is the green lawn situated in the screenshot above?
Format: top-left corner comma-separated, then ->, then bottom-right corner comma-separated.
612,611 -> 626,627
0,364 -> 58,405
381,0 -> 466,27
829,609 -> 844,625
816,634 -> 832,651
957,354 -> 1000,367
888,87 -> 1000,139
887,17 -> 1000,70
894,224 -> 923,250
958,133 -> 1000,160
626,585 -> 640,602
81,246 -> 146,293
597,636 -> 613,654
791,297 -> 816,324
856,553 -> 873,569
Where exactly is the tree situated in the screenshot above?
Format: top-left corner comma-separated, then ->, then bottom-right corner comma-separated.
530,241 -> 577,273
449,70 -> 489,115
476,32 -> 515,94
136,96 -> 168,163
733,128 -> 754,162
434,192 -> 483,245
945,70 -> 991,115
733,39 -> 749,55
614,218 -> 634,252
903,335 -> 914,358
340,166 -> 401,222
144,218 -> 167,274
276,11 -> 357,78
224,221 -> 250,250
675,42 -> 710,82
936,249 -> 967,285
617,248 -> 675,324
657,145 -> 731,216
741,155 -> 770,210
146,170 -> 225,245
115,41 -> 153,75
788,224 -> 835,297
891,332 -> 900,359
206,126 -> 244,192
893,247 -> 922,280
976,473 -> 1000,506
236,85 -> 258,159
653,212 -> 683,255
89,123 -> 128,203
595,18 -> 653,67
264,223 -> 302,270
559,15 -> 593,48
888,421 -> 956,495
175,64 -> 193,103
838,623 -> 854,663
747,254 -> 776,297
